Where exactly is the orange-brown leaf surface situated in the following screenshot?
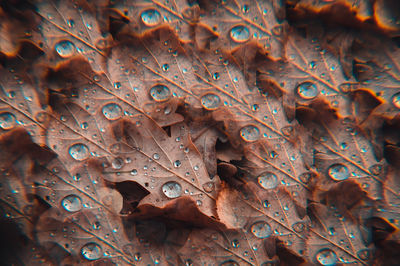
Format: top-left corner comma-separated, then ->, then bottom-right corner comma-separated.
0,0 -> 399,265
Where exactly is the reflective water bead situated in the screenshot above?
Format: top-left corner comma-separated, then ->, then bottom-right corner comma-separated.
202,182 -> 215,193
113,81 -> 121,89
328,163 -> 350,181
296,81 -> 319,99
150,84 -> 171,101
102,103 -> 122,120
55,40 -> 76,58
153,153 -> 160,160
231,239 -> 240,248
213,72 -> 220,80
240,125 -> 260,142
61,194 -> 82,212
230,25 -> 250,43
392,92 -> 400,109
250,221 -> 271,238
69,143 -> 89,161
357,249 -> 370,260
315,249 -> 337,266
0,112 -> 16,130
201,93 -> 221,110
292,222 -> 305,233
258,172 -> 278,190
174,160 -> 182,168
112,157 -> 124,169
93,221 -> 101,230
162,181 -> 182,198
81,243 -> 102,260
141,9 -> 161,27
162,63 -> 169,71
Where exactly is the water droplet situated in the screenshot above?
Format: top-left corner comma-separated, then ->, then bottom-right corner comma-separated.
281,126 -> 293,136
102,103 -> 122,120
202,182 -> 215,193
213,72 -> 220,80
315,249 -> 337,266
242,4 -> 249,13
328,227 -> 336,236
141,9 -> 161,26
134,253 -> 142,261
369,164 -> 382,176
296,81 -> 318,99
113,81 -> 121,89
392,92 -> 400,109
309,61 -> 317,69
231,239 -> 240,248
258,172 -> 278,190
81,243 -> 102,260
130,169 -> 138,176
240,125 -> 260,142
174,160 -> 182,168
152,153 -> 160,160
112,157 -> 124,169
328,164 -> 349,181
201,93 -> 221,110
357,249 -> 370,260
61,195 -> 82,212
150,84 -> 170,101
292,222 -> 305,233
92,221 -> 101,230
263,200 -> 270,208
162,181 -> 182,198
230,25 -> 250,43
250,221 -> 271,238
162,64 -> 169,71
69,143 -> 89,161
55,40 -> 76,58
0,112 -> 16,130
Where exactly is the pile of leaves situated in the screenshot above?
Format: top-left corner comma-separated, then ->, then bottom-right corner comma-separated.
1,0 -> 400,265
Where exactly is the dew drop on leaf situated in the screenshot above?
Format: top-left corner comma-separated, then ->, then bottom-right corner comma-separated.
240,125 -> 260,142
150,84 -> 171,101
68,143 -> 89,161
112,157 -> 124,169
250,221 -> 272,238
391,92 -> 400,109
292,222 -> 305,233
0,112 -> 16,130
327,163 -> 349,181
201,93 -> 221,110
61,194 -> 82,212
134,252 -> 142,261
102,103 -> 122,120
315,248 -> 337,266
81,243 -> 103,261
202,182 -> 215,193
357,249 -> 370,260
296,81 -> 319,99
92,221 -> 101,230
174,160 -> 182,168
153,153 -> 160,160
55,40 -> 76,58
162,181 -> 182,198
141,9 -> 161,27
257,172 -> 278,190
162,64 -> 169,71
230,25 -> 250,43
231,239 -> 240,248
